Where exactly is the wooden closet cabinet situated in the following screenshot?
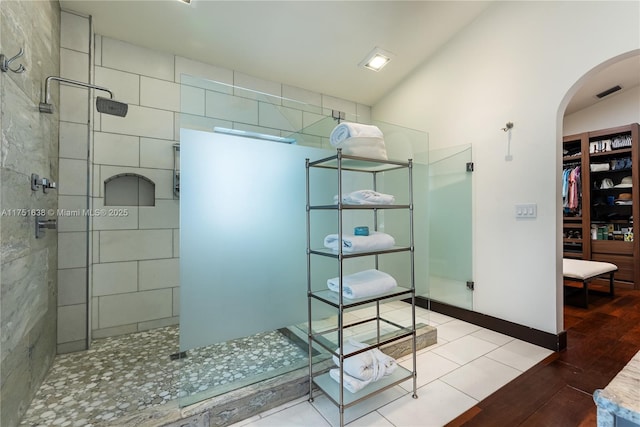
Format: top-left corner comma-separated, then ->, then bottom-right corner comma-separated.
562,123 -> 640,288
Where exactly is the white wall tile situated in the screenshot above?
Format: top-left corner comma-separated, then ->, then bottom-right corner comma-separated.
205,90 -> 258,124
176,114 -> 230,141
93,261 -> 138,296
92,230 -> 100,264
140,137 -> 177,169
92,323 -> 137,339
61,11 -> 89,53
181,85 -> 205,116
94,35 -> 102,66
139,258 -> 179,290
138,316 -> 179,331
58,268 -> 87,306
356,104 -> 372,123
101,37 -> 174,81
91,296 -> 99,329
59,121 -> 88,160
139,200 -> 178,229
172,287 -> 180,316
94,66 -> 140,105
57,195 -> 87,232
140,76 -> 180,111
58,304 -> 87,343
58,158 -> 87,196
98,289 -> 173,328
60,85 -> 89,124
91,198 -> 139,230
58,232 -> 88,269
60,48 -> 89,83
173,229 -> 179,257
282,85 -> 322,114
99,229 -> 173,262
101,104 -> 174,140
234,72 -> 282,104
322,95 -> 357,116
100,165 -> 173,200
93,132 -> 139,167
258,103 -> 302,132
175,56 -> 233,86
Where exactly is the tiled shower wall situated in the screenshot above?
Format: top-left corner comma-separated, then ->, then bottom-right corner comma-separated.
56,14 -> 371,343
0,1 -> 60,426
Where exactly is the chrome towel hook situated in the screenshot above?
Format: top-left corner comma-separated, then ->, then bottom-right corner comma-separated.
1,48 -> 26,73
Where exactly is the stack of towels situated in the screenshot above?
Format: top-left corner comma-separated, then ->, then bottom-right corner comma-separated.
330,340 -> 397,393
327,269 -> 397,300
333,189 -> 395,205
323,231 -> 395,253
329,122 -> 388,160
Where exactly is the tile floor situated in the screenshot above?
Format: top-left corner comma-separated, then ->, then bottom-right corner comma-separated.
231,302 -> 555,427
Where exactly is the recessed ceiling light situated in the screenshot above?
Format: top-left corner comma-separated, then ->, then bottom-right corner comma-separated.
359,47 -> 393,72
595,85 -> 622,99
178,0 -> 191,4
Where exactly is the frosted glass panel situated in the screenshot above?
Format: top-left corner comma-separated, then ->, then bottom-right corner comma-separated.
180,129 -> 335,349
428,145 -> 473,309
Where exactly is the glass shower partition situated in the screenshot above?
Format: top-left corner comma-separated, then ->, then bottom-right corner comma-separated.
427,144 -> 473,310
178,73 -> 432,409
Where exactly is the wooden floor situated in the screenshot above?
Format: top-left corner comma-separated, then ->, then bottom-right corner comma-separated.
447,286 -> 640,427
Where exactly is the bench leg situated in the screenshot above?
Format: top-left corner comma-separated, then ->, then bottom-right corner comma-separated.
583,280 -> 589,308
609,272 -> 615,297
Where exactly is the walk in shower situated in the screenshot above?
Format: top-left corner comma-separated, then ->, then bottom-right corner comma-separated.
21,73 -> 433,427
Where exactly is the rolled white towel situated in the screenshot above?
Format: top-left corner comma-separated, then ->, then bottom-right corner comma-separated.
327,269 -> 397,300
329,369 -> 371,393
333,189 -> 395,205
332,340 -> 395,381
323,232 -> 395,253
329,122 -> 387,160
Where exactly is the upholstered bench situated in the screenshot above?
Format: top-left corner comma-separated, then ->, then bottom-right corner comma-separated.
563,258 -> 617,308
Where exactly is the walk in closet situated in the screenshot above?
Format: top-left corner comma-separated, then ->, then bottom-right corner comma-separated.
562,123 -> 640,287
305,150 -> 418,427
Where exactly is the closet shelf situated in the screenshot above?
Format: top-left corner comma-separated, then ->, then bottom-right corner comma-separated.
590,148 -> 632,159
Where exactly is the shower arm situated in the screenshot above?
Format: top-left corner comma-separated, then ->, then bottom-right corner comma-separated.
40,76 -> 114,112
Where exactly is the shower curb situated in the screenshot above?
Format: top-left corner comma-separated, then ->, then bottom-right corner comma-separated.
112,324 -> 436,427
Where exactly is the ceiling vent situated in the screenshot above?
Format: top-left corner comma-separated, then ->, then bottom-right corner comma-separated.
595,85 -> 622,99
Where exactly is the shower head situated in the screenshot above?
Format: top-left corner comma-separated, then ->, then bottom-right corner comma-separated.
39,76 -> 128,117
96,96 -> 128,117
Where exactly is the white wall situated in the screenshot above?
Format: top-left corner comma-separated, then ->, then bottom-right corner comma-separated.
564,85 -> 640,135
373,1 -> 640,334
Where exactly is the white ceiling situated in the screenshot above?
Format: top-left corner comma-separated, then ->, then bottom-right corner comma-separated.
60,0 -> 639,111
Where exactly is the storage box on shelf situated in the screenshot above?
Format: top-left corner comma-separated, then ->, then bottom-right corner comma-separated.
305,150 -> 418,427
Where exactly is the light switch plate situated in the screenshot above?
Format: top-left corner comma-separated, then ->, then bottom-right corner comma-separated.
515,203 -> 537,218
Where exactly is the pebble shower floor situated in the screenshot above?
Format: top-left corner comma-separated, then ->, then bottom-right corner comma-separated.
20,326 -> 308,426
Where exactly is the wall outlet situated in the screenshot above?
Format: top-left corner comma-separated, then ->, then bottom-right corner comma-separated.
515,203 -> 537,218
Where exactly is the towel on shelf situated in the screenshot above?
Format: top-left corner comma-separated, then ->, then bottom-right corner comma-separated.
327,269 -> 397,300
333,189 -> 396,205
329,122 -> 388,160
329,340 -> 398,393
329,369 -> 371,393
323,232 -> 395,253
332,340 -> 397,381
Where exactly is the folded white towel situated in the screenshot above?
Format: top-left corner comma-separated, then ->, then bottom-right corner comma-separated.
333,189 -> 395,205
323,232 -> 395,253
332,340 -> 396,381
329,340 -> 398,393
329,122 -> 388,160
329,369 -> 370,393
327,269 -> 397,300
